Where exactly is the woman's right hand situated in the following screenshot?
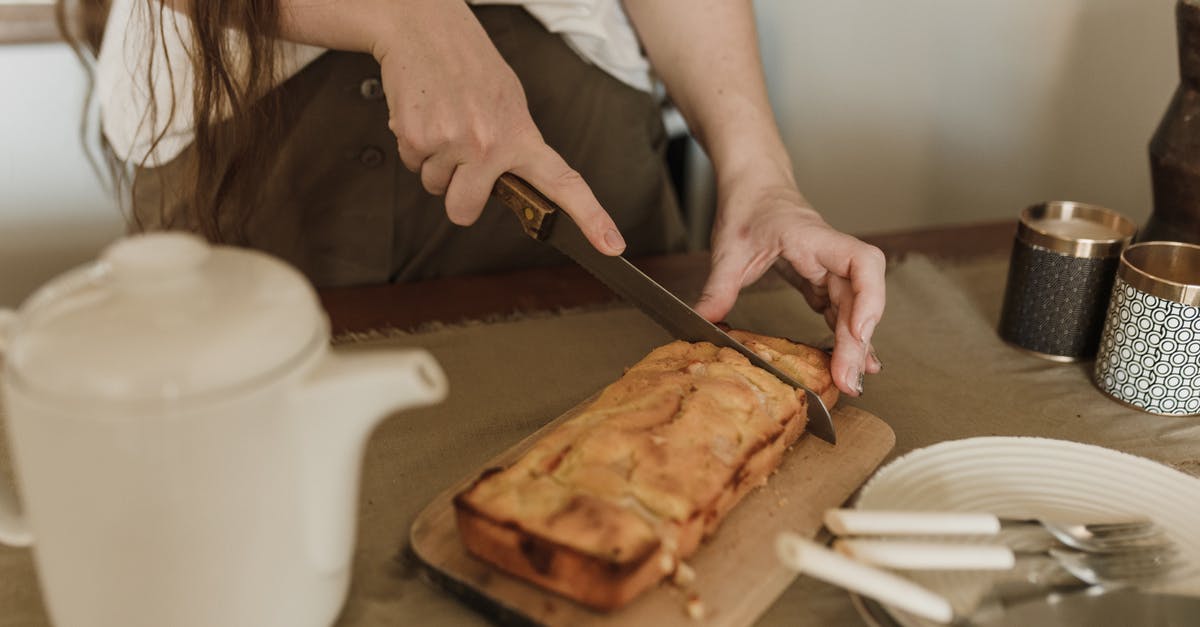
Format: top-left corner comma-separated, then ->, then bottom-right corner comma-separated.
364,1 -> 626,255
274,0 -> 624,253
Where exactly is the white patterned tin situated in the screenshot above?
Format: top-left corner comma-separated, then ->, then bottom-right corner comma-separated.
1094,241 -> 1200,415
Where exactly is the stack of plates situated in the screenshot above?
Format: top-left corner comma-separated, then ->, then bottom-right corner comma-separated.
847,437 -> 1200,627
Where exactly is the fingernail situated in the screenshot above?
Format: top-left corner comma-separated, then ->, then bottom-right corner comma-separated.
604,229 -> 626,252
846,367 -> 863,396
869,346 -> 883,371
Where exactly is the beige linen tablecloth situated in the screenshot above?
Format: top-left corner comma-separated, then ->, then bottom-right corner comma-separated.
2,254 -> 1198,627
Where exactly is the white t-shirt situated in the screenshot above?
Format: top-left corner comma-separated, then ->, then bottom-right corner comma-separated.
96,0 -> 652,166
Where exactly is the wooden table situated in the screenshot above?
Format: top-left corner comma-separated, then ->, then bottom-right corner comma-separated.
0,219 -> 1028,627
311,218 -> 1019,627
8,219 -> 1197,627
319,220 -> 1015,335
310,218 -> 1200,627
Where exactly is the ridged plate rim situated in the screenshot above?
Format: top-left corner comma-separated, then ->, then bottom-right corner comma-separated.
851,437 -> 1200,627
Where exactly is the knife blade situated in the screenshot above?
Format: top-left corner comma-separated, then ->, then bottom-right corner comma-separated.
493,173 -> 836,444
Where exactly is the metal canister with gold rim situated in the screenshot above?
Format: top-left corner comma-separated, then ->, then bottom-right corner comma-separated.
998,201 -> 1138,361
1093,242 -> 1200,415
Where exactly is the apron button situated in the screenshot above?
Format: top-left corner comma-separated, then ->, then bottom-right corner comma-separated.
359,78 -> 383,100
359,146 -> 385,168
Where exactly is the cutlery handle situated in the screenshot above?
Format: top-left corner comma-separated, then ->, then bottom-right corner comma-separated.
824,509 -> 1002,536
776,533 -> 954,624
493,173 -> 558,240
834,539 -> 1016,570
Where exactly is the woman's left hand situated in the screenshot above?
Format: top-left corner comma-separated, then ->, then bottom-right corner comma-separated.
621,0 -> 885,395
693,179 -> 886,397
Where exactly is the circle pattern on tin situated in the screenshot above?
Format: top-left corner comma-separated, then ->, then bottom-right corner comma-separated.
1094,278 -> 1200,415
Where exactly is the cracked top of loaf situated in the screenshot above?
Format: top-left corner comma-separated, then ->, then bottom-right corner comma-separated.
456,332 -> 835,566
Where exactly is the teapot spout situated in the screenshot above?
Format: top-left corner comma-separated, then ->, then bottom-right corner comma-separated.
294,346 -> 447,574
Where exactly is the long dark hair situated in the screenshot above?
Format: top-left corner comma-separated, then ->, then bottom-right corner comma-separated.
58,0 -> 284,242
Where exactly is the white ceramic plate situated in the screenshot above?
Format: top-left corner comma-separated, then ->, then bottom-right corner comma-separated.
849,437 -> 1200,627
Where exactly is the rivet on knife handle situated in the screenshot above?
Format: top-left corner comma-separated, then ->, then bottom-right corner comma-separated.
494,173 -> 557,240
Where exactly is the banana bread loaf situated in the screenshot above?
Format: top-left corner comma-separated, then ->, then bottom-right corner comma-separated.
453,331 -> 837,610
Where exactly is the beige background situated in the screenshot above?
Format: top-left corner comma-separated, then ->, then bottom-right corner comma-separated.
0,0 -> 1182,306
754,0 -> 1177,234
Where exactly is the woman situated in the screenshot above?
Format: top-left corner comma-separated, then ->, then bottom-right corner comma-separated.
86,0 -> 884,395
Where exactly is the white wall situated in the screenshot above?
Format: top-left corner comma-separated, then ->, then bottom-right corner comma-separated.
0,2 -> 1182,306
754,0 -> 1178,234
0,43 -> 123,308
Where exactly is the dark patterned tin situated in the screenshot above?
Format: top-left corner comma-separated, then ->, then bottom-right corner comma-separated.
998,202 -> 1137,361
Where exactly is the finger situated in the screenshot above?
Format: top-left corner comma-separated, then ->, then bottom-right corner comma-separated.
694,250 -> 750,322
419,153 -> 458,197
846,247 -> 887,344
799,271 -> 832,315
772,257 -> 806,291
818,281 -> 838,332
443,160 -> 501,226
831,310 -> 865,396
511,148 -> 625,255
820,241 -> 886,344
393,138 -> 427,173
865,343 -> 883,374
785,234 -> 886,344
822,304 -> 838,333
773,258 -> 831,313
830,302 -> 862,396
828,275 -> 868,396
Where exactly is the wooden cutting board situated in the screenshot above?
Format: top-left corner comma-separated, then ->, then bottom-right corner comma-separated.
410,403 -> 895,627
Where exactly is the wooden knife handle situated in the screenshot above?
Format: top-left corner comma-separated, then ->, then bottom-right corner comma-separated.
493,173 -> 559,240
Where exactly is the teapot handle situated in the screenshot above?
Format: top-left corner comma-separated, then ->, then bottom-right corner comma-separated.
0,309 -> 33,546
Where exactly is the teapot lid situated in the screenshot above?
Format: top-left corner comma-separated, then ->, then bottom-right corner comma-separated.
3,233 -> 326,403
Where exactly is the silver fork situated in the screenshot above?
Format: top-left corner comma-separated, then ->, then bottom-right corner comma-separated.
778,533 -> 1182,627
956,547 -> 1183,625
824,509 -> 1164,553
1045,545 -> 1182,586
1032,519 -> 1166,552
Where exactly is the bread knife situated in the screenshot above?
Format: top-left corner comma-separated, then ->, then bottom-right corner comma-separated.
493,173 -> 836,444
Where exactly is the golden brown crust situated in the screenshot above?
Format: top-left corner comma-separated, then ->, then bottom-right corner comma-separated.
453,332 -> 837,611
727,329 -> 840,410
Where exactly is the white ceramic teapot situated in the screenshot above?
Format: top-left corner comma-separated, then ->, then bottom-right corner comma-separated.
0,233 -> 447,627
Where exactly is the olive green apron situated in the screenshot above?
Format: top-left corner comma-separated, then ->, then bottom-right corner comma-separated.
130,6 -> 686,287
